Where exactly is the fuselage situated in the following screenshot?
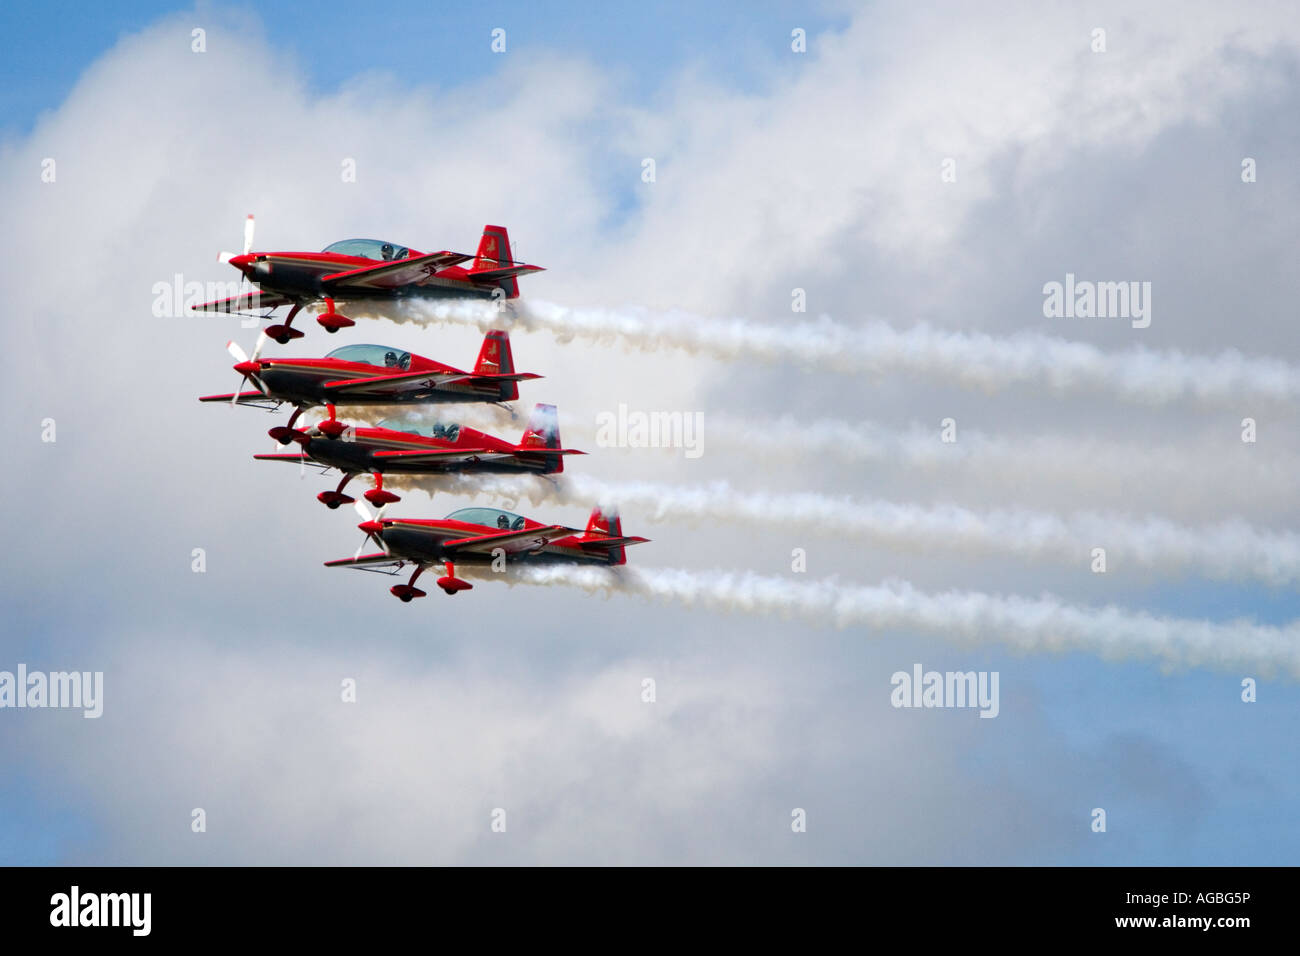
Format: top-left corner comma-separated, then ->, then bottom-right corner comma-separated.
230,250 -> 497,302
304,426 -> 562,476
376,514 -> 613,567
247,354 -> 509,406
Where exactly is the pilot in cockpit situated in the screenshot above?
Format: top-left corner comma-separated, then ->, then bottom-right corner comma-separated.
497,514 -> 511,529
384,351 -> 399,367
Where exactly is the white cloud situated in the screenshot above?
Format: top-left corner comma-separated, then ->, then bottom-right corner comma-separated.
3,1 -> 1299,864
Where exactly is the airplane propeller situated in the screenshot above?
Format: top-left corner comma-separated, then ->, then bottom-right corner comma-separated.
218,213 -> 255,264
226,332 -> 269,407
353,500 -> 392,558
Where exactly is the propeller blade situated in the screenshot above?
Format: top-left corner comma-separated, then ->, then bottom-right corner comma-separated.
226,340 -> 249,363
243,214 -> 256,255
249,331 -> 269,363
218,251 -> 236,264
351,499 -> 391,556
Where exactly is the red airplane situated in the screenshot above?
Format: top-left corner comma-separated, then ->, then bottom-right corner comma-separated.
194,217 -> 542,343
254,403 -> 585,509
327,503 -> 648,599
199,330 -> 538,445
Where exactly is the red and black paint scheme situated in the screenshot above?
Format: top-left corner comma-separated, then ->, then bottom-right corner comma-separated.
255,403 -> 585,509
200,330 -> 538,444
327,504 -> 648,599
195,219 -> 542,343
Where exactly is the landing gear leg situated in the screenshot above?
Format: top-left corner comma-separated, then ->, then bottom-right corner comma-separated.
317,297 -> 356,333
391,565 -> 428,602
318,472 -> 356,509
437,560 -> 473,595
268,406 -> 308,445
364,471 -> 402,507
266,303 -> 306,345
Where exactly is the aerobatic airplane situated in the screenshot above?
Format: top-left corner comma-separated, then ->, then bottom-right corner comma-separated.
255,403 -> 585,508
194,217 -> 542,342
199,330 -> 537,444
327,504 -> 648,599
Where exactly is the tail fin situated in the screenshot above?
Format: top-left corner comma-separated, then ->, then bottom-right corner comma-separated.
472,224 -> 520,299
520,403 -> 561,449
584,505 -> 627,566
473,329 -> 519,400
519,403 -> 564,473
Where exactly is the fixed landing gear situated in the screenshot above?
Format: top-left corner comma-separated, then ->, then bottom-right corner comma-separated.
436,560 -> 472,595
390,561 -> 473,601
318,472 -> 356,509
266,303 -> 306,345
364,471 -> 401,507
316,297 -> 355,333
268,406 -> 308,446
391,565 -> 428,602
315,403 -> 347,439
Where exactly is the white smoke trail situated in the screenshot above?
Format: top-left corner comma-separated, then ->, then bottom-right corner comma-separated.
568,412 -> 1298,513
388,298 -> 1300,406
580,410 -> 1282,472
497,565 -> 1300,677
384,472 -> 1300,586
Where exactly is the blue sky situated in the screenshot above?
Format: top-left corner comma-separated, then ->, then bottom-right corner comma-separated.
2,1 -> 1298,866
0,1 -> 848,137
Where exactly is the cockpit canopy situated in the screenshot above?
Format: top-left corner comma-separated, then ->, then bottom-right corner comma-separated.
375,418 -> 460,442
322,239 -> 411,261
325,344 -> 411,369
446,507 -> 528,531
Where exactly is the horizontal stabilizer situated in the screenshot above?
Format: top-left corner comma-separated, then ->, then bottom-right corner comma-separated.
578,536 -> 651,551
468,371 -> 542,384
467,263 -> 545,283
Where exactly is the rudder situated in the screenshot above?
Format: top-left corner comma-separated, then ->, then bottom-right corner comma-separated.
585,506 -> 627,565
520,403 -> 564,473
472,224 -> 520,299
474,329 -> 518,400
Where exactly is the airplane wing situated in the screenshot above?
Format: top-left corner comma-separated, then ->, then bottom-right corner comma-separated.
321,370 -> 540,396
198,389 -> 276,406
369,448 -> 501,464
252,453 -> 332,471
192,290 -> 294,312
324,552 -> 405,569
321,370 -> 468,395
319,251 -> 474,292
441,526 -> 577,555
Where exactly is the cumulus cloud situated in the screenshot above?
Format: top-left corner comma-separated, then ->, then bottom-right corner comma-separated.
3,1 -> 1299,865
